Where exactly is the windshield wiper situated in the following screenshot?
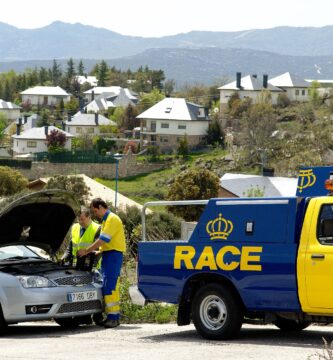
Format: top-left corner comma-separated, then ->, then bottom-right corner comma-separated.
0,256 -> 40,261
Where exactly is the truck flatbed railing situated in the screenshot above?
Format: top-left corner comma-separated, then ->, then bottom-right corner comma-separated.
141,200 -> 209,242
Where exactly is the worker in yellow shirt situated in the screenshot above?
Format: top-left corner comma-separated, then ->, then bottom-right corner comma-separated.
78,198 -> 126,328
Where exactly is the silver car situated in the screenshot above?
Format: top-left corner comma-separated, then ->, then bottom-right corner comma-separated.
0,189 -> 103,334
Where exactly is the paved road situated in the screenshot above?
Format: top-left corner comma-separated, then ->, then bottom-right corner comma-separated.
0,322 -> 332,360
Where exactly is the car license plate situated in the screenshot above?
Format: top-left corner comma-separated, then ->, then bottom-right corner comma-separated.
67,290 -> 97,303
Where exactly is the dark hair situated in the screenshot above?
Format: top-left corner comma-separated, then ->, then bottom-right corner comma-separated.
90,198 -> 108,209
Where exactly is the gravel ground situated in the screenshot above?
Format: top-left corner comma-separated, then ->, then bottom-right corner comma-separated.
0,322 -> 332,360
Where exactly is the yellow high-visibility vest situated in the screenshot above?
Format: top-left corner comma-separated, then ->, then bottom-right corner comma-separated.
71,221 -> 100,257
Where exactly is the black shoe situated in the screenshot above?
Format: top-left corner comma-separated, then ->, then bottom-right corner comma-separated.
104,319 -> 120,328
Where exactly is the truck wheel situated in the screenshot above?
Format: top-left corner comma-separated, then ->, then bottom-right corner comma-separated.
274,318 -> 311,331
192,283 -> 243,340
0,305 -> 8,335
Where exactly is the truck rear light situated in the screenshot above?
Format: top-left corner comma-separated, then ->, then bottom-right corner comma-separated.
325,179 -> 333,192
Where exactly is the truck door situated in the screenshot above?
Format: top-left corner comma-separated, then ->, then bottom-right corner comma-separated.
300,198 -> 333,310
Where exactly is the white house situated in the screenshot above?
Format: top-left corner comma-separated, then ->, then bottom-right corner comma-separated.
137,97 -> 210,150
83,86 -> 138,103
85,88 -> 138,112
0,99 -> 21,120
219,73 -> 283,107
12,126 -> 73,155
21,86 -> 71,106
268,72 -> 310,102
63,113 -> 117,136
75,75 -> 98,87
219,173 -> 297,198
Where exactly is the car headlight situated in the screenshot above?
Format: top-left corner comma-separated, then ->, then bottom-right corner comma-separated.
16,275 -> 55,288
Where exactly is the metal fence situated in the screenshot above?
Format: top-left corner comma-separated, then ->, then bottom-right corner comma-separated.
34,151 -> 117,164
0,158 -> 32,169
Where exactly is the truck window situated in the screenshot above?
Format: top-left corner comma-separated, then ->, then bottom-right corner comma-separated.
317,204 -> 333,244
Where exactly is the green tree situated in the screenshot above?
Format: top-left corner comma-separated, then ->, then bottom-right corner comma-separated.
46,129 -> 67,153
45,175 -> 90,205
0,166 -> 28,196
139,89 -> 165,112
77,60 -> 85,76
121,104 -> 139,130
207,119 -> 224,146
240,102 -> 277,166
164,79 -> 176,96
177,135 -> 189,158
167,168 -> 220,221
51,59 -> 62,86
309,81 -> 321,107
97,60 -> 109,86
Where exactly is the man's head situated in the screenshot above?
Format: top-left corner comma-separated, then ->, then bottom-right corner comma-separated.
90,198 -> 108,220
78,207 -> 92,229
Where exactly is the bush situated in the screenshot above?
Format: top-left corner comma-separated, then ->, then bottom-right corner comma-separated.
0,166 -> 28,196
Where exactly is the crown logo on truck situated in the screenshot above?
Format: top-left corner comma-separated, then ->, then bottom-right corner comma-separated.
206,213 -> 233,240
297,169 -> 316,193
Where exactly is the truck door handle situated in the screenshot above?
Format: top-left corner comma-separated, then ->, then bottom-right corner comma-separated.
311,254 -> 325,260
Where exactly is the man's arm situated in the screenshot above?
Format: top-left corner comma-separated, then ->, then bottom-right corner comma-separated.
77,239 -> 104,257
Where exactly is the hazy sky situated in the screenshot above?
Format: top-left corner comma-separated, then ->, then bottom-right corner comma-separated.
2,0 -> 333,37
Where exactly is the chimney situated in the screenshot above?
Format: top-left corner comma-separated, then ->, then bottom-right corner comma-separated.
23,114 -> 28,124
252,74 -> 257,79
44,126 -> 49,136
263,74 -> 268,89
79,96 -> 84,111
95,112 -> 99,125
236,72 -> 242,89
91,90 -> 95,101
16,117 -> 22,136
61,121 -> 65,130
67,114 -> 72,122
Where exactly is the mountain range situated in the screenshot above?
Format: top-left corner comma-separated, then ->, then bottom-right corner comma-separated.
1,21 -> 333,84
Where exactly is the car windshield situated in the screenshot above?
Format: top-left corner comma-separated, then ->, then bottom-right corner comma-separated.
0,245 -> 41,261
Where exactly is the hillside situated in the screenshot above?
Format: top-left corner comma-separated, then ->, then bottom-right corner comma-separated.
1,21 -> 333,60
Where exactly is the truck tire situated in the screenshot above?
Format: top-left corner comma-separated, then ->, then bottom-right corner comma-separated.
274,318 -> 311,331
192,283 -> 243,340
0,304 -> 8,336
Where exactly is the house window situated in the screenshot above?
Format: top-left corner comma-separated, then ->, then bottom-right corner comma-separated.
161,123 -> 169,129
198,108 -> 206,118
295,90 -> 299,96
178,124 -> 187,130
87,127 -> 94,134
27,141 -> 37,148
76,127 -> 82,133
302,90 -> 306,96
160,136 -> 169,143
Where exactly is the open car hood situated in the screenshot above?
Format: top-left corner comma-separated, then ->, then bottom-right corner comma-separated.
0,190 -> 80,254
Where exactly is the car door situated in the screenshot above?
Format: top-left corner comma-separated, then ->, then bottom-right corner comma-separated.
303,198 -> 333,309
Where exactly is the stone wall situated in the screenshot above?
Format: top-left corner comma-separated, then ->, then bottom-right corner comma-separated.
18,153 -> 165,181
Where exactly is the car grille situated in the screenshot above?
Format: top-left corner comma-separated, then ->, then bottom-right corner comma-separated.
53,274 -> 93,286
57,300 -> 102,314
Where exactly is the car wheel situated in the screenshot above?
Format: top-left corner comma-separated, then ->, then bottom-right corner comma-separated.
0,304 -> 8,335
55,317 -> 82,328
192,283 -> 243,340
93,312 -> 107,326
274,318 -> 311,331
